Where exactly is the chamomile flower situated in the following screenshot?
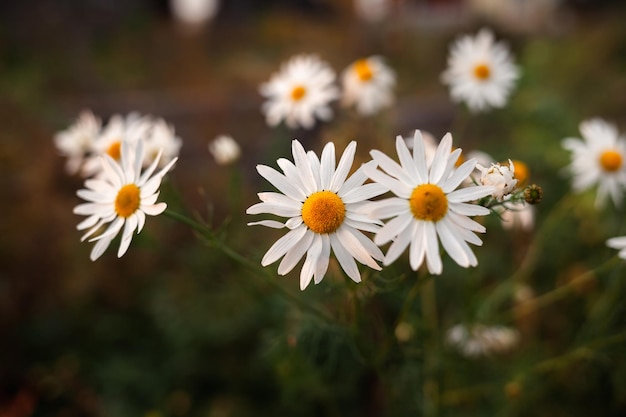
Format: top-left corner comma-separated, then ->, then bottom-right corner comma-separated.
341,56 -> 395,116
363,131 -> 495,274
247,140 -> 386,290
209,134 -> 241,165
82,113 -> 153,177
73,139 -> 178,261
142,118 -> 182,168
259,54 -> 340,130
446,323 -> 520,358
54,110 -> 101,175
562,118 -> 626,208
441,28 -> 519,112
607,236 -> 626,260
477,159 -> 517,201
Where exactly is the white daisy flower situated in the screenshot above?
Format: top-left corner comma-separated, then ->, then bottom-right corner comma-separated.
499,198 -> 534,231
441,28 -> 520,112
82,113 -> 153,177
259,54 -> 340,130
54,110 -> 101,175
446,323 -> 520,358
562,118 -> 626,208
341,56 -> 395,116
73,139 -> 178,261
143,118 -> 182,168
476,159 -> 517,201
209,134 -> 241,165
607,236 -> 626,260
246,140 -> 386,290
363,130 -> 495,274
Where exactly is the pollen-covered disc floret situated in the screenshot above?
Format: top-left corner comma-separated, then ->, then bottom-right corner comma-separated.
341,56 -> 396,116
259,54 -> 340,130
561,118 -> 626,208
73,139 -> 178,261
441,28 -> 519,112
247,140 -> 387,290
362,130 -> 496,274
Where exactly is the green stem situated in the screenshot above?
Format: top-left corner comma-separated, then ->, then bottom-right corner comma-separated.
421,276 -> 439,417
164,209 -> 335,323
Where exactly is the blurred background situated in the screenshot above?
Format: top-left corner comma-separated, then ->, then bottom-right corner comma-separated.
2,0 -> 626,416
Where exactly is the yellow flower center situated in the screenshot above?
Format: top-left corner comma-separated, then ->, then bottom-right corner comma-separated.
301,191 -> 346,234
410,184 -> 448,222
291,85 -> 307,101
473,63 -> 491,81
106,140 -> 122,160
354,59 -> 373,82
599,149 -> 623,172
511,160 -> 529,187
115,184 -> 141,218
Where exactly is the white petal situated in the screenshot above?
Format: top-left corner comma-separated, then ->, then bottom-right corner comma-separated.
247,220 -> 286,229
424,221 -> 442,274
330,233 -> 361,283
447,186 -> 495,203
375,213 -> 413,245
320,142 -> 336,190
117,214 -> 138,258
409,221 -> 427,271
314,234 -> 331,284
329,141 -> 356,191
278,229 -> 314,275
261,225 -> 308,266
300,233 -> 323,290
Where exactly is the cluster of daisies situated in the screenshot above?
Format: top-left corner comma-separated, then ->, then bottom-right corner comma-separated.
55,111 -> 182,261
260,54 -> 396,129
55,25 -> 626,294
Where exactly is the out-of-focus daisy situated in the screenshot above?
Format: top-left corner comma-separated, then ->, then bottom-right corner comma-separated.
354,0 -> 392,22
82,113 -> 153,177
441,28 -> 519,112
259,54 -> 340,130
170,0 -> 219,26
363,131 -> 495,274
562,118 -> 626,208
73,139 -> 178,261
446,323 -> 520,357
341,56 -> 395,116
607,236 -> 626,260
477,159 -> 517,201
209,134 -> 241,165
143,118 -> 182,168
54,110 -> 101,175
247,140 -> 386,290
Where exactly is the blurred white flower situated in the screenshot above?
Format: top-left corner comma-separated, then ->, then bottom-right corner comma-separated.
209,135 -> 241,165
143,118 -> 182,169
499,199 -> 535,231
353,0 -> 392,22
54,110 -> 101,175
607,236 -> 626,260
73,139 -> 177,261
562,118 -> 626,208
441,28 -> 520,112
477,160 -> 517,201
82,113 -> 152,178
341,56 -> 395,116
259,54 -> 339,130
170,0 -> 219,26
446,323 -> 520,357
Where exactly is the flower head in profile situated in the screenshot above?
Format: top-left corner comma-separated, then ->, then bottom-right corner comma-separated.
82,113 -> 153,177
142,118 -> 182,168
441,28 -> 519,112
259,54 -> 339,130
446,323 -> 520,358
73,139 -> 178,261
209,134 -> 241,165
562,118 -> 626,208
477,159 -> 517,201
54,110 -> 101,175
341,56 -> 395,116
247,140 -> 386,290
363,131 -> 495,274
